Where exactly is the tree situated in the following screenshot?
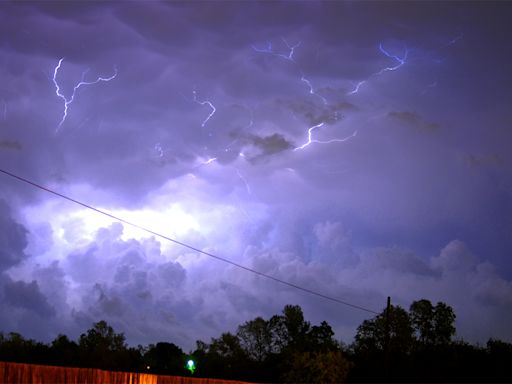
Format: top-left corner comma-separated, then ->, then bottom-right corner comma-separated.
50,334 -> 79,366
0,332 -> 50,365
208,332 -> 246,360
237,316 -> 273,362
269,304 -> 311,352
486,338 -> 512,382
205,332 -> 250,380
432,302 -> 456,345
410,299 -> 456,346
354,304 -> 414,355
307,321 -> 338,351
410,299 -> 434,344
144,342 -> 186,375
78,320 -> 129,370
79,320 -> 126,352
283,350 -> 352,383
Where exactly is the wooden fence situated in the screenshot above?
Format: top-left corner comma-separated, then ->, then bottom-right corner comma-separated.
0,361 -> 251,384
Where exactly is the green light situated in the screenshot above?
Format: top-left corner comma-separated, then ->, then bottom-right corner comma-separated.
186,359 -> 196,374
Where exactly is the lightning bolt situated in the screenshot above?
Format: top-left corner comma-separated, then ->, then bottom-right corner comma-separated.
301,74 -> 328,105
280,38 -> 300,61
52,58 -> 117,132
199,157 -> 218,166
375,43 -> 408,74
251,41 -> 273,54
235,168 -> 251,195
252,38 -> 327,104
192,90 -> 216,128
348,43 -> 408,95
293,122 -> 357,151
347,80 -> 367,96
252,38 -> 300,61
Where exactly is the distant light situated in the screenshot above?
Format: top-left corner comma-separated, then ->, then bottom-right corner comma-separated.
146,365 -> 150,370
186,359 -> 196,374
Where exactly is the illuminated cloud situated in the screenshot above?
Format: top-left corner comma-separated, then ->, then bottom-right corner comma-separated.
0,1 -> 511,348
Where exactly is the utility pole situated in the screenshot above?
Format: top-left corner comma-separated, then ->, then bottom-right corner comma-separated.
384,296 -> 391,382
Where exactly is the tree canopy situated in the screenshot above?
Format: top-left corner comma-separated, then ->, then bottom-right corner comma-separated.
0,299 -> 511,383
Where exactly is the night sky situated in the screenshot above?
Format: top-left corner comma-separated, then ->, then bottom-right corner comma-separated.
1,1 -> 512,350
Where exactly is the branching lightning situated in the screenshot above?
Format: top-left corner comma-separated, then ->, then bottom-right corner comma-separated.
347,43 -> 408,95
52,58 -> 117,132
252,38 -> 300,62
375,43 -> 408,74
192,90 -> 216,127
252,38 -> 327,104
293,122 -> 357,151
301,74 -> 328,104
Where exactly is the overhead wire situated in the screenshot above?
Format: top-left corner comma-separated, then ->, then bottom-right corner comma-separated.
0,167 -> 380,315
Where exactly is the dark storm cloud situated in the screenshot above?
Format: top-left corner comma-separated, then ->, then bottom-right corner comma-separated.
0,200 -> 28,271
284,99 -> 357,126
388,111 -> 440,132
0,0 -> 511,348
0,140 -> 22,150
246,133 -> 294,160
3,278 -> 56,318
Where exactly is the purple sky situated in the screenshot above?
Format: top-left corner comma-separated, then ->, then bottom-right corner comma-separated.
1,1 -> 512,350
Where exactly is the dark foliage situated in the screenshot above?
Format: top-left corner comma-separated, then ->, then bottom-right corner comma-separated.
0,300 -> 511,383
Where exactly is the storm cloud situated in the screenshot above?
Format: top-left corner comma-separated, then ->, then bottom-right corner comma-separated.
1,1 -> 512,349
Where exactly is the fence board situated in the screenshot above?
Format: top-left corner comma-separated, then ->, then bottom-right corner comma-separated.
0,362 -> 251,384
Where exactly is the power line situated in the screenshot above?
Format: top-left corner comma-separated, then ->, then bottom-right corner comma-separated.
0,167 -> 380,315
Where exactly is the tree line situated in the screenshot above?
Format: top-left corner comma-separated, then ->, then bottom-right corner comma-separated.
0,299 -> 511,382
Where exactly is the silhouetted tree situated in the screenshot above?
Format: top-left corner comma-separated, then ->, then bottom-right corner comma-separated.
78,320 -> 132,370
143,342 -> 186,375
237,316 -> 273,362
486,338 -> 512,382
410,299 -> 435,344
354,304 -> 414,355
269,304 -> 311,352
50,334 -> 79,366
205,332 -> 250,380
351,304 -> 414,382
432,302 -> 456,345
307,321 -> 338,351
0,332 -> 50,365
283,350 -> 352,383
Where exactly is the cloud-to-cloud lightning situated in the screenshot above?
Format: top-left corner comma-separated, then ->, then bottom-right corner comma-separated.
252,39 -> 327,104
294,122 -> 357,151
301,74 -> 328,105
376,43 -> 408,74
252,38 -> 300,62
348,43 -> 408,95
202,157 -> 217,165
52,58 -> 117,132
235,168 -> 251,195
192,90 -> 216,128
